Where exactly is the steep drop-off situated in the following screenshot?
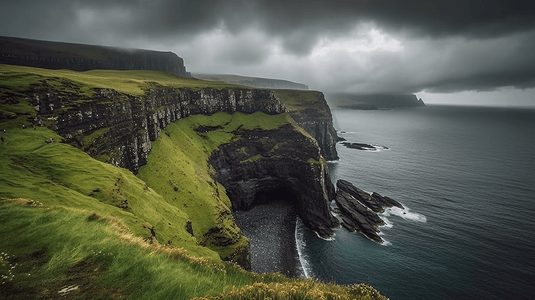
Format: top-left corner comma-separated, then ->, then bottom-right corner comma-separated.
276,90 -> 339,161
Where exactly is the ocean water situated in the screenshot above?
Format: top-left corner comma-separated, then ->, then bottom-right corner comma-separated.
296,105 -> 535,299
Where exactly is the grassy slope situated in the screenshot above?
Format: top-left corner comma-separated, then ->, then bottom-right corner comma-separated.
137,112 -> 293,259
0,64 -> 387,299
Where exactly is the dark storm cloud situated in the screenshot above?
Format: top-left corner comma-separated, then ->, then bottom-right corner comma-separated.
4,0 -> 535,50
1,0 -> 535,98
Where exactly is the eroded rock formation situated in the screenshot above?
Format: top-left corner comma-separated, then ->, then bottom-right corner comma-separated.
335,179 -> 404,243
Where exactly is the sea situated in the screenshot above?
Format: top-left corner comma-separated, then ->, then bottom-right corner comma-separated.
295,105 -> 535,300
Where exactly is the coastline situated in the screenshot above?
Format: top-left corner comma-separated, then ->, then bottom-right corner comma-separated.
233,199 -> 302,277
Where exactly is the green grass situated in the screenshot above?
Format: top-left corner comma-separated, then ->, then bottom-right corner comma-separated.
0,201 -> 287,299
0,202 -> 386,300
0,124 -> 219,260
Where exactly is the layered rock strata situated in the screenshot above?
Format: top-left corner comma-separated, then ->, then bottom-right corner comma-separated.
31,83 -> 285,173
335,179 -> 404,243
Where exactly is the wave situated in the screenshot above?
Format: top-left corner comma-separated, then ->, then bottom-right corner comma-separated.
295,217 -> 312,278
369,145 -> 390,152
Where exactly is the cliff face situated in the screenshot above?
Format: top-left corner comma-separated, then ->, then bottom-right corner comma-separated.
209,125 -> 339,238
276,90 -> 339,161
0,36 -> 190,77
31,84 -> 285,173
287,106 -> 339,161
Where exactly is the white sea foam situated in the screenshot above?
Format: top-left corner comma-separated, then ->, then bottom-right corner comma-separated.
295,217 -> 312,278
373,145 -> 390,151
379,215 -> 394,229
314,231 -> 336,241
381,205 -> 427,223
381,239 -> 392,246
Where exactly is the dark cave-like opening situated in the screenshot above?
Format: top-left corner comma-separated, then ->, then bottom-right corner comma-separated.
253,187 -> 298,208
233,186 -> 303,277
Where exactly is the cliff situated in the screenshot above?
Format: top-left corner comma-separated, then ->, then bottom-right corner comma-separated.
0,57 -> 389,299
209,125 -> 339,238
275,90 -> 339,161
31,82 -> 286,174
193,74 -> 308,90
0,36 -> 190,77
6,67 -> 339,264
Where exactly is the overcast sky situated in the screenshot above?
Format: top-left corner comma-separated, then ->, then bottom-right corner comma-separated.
1,0 -> 535,106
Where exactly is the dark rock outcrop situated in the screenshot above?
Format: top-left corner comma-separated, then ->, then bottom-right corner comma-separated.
341,142 -> 389,151
335,190 -> 384,243
209,125 -> 339,239
0,36 -> 190,77
335,180 -> 404,243
337,179 -> 403,213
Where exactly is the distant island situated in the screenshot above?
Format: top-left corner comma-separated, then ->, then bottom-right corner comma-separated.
193,73 -> 309,90
328,93 -> 425,109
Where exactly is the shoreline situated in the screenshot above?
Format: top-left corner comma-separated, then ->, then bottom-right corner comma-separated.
233,199 -> 303,277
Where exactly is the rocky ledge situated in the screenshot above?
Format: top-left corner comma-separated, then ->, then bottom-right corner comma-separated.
335,179 -> 403,243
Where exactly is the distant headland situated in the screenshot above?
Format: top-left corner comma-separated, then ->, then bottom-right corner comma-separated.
0,35 -> 190,77
328,92 -> 425,109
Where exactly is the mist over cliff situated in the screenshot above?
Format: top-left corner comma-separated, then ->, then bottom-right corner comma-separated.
0,36 -> 190,77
